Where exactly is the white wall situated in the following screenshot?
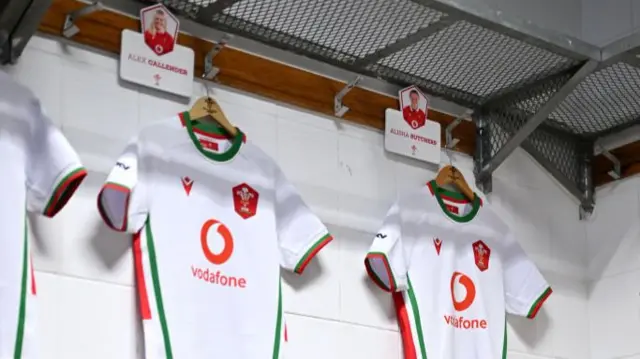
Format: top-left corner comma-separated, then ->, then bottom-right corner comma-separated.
581,0 -> 640,46
2,35 -> 591,359
587,176 -> 640,359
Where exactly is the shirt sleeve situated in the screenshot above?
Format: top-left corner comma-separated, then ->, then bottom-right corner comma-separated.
275,167 -> 333,275
96,138 -> 149,234
25,98 -> 87,217
364,200 -> 408,292
502,231 -> 552,319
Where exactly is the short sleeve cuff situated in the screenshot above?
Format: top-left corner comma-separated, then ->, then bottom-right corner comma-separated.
526,287 -> 552,319
42,165 -> 88,218
293,232 -> 333,275
364,252 -> 407,292
97,182 -> 132,232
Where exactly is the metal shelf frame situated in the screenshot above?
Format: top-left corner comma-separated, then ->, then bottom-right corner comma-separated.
123,0 -> 640,218
0,0 -> 54,64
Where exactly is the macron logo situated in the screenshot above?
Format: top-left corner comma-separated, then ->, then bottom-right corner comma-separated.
116,162 -> 130,170
375,233 -> 387,239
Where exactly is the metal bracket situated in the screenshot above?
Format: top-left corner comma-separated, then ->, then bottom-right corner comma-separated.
0,30 -> 11,65
473,112 -> 492,194
579,142 -> 596,221
203,34 -> 232,80
597,144 -> 622,180
477,60 -> 598,179
62,2 -> 103,38
334,76 -> 361,117
579,202 -> 594,220
445,117 -> 462,149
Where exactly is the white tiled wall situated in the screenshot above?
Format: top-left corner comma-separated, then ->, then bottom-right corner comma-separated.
586,176 -> 640,359
3,35 -> 592,359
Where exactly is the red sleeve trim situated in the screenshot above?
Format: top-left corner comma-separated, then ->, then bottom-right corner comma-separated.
364,252 -> 396,292
43,167 -> 87,218
293,233 -> 333,275
527,287 -> 552,319
97,182 -> 131,232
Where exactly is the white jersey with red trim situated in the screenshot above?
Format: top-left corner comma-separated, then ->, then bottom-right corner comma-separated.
365,180 -> 551,359
97,112 -> 332,359
0,72 -> 87,359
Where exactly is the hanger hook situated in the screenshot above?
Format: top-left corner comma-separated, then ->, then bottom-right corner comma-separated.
445,146 -> 453,166
204,81 -> 212,99
451,165 -> 460,181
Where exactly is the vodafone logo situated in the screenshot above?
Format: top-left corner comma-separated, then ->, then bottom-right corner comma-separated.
444,271 -> 487,330
201,219 -> 234,265
450,271 -> 476,311
192,218 -> 247,289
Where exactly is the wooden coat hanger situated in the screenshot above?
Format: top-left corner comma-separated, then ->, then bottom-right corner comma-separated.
188,86 -> 237,137
435,165 -> 475,201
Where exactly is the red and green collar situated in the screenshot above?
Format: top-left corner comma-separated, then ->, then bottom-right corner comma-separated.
427,180 -> 482,223
179,111 -> 244,162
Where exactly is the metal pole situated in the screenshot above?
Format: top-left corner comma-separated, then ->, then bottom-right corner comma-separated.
473,111 -> 492,193
579,141 -> 595,220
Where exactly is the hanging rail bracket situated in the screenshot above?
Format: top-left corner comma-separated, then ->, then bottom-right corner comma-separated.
62,2 -> 104,38
445,111 -> 472,149
203,34 -> 232,80
597,144 -> 622,180
445,117 -> 462,149
334,76 -> 361,117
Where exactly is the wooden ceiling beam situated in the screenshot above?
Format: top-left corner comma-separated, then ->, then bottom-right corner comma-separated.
37,0 -> 476,156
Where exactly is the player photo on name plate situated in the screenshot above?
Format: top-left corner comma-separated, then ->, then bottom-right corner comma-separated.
399,85 -> 429,130
140,4 -> 180,56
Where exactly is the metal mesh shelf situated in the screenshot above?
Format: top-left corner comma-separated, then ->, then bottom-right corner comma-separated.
146,0 -> 640,215
549,62 -> 640,135
223,0 -> 446,59
371,21 -> 577,99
